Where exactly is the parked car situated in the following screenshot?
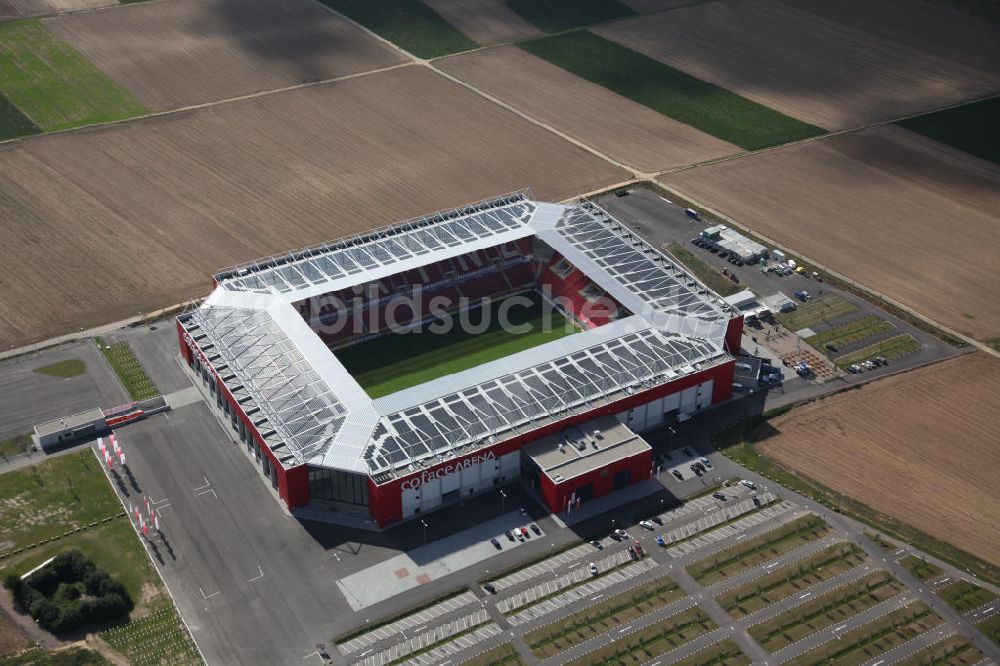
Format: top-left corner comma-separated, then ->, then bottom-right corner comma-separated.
825,343 -> 839,353
490,538 -> 501,550
651,516 -> 663,526
713,492 -> 727,501
530,523 -> 541,535
591,539 -> 603,550
627,545 -> 638,560
520,527 -> 530,539
752,495 -> 761,506
615,528 -> 629,540
740,479 -> 756,490
639,520 -> 655,530
633,541 -> 644,557
515,531 -> 525,542
483,583 -> 497,594
589,563 -> 599,576
672,470 -> 684,481
656,535 -> 667,547
690,465 -> 703,477
699,457 -> 712,469
504,530 -> 515,542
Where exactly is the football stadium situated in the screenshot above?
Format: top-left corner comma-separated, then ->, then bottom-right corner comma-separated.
176,192 -> 744,527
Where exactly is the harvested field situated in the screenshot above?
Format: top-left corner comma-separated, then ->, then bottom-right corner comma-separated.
0,66 -> 624,349
438,46 -> 737,171
594,0 -> 1000,129
0,0 -> 113,21
665,125 -> 1000,341
758,353 -> 1000,567
421,0 -> 541,45
506,0 -> 635,33
44,0 -> 407,111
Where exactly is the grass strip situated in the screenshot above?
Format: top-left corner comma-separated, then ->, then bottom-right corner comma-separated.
0,646 -> 111,665
518,30 -> 824,150
805,316 -> 893,349
896,96 -> 1000,165
894,633 -> 985,666
714,418 -> 1000,586
99,605 -> 201,666
774,294 -> 857,332
665,243 -> 741,296
564,606 -> 715,666
0,433 -> 32,459
334,588 -> 467,643
748,571 -> 905,652
461,642 -> 524,666
33,359 -> 86,378
718,542 -> 867,618
506,0 -> 635,33
337,292 -> 575,397
686,514 -> 829,585
670,639 -> 749,666
833,333 -> 921,368
315,0 -> 478,58
0,20 -> 146,131
899,556 -> 944,581
95,337 -> 158,401
387,621 -> 489,665
525,576 -> 683,658
976,614 -> 1000,647
935,580 -> 997,613
785,601 -> 943,666
0,90 -> 41,141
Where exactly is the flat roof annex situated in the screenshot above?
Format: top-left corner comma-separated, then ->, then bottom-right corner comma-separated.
179,193 -> 737,478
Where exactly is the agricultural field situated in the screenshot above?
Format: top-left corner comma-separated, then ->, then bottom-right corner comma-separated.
421,0 -> 540,45
0,0 -> 113,21
438,46 -> 738,172
665,125 -> 1000,341
506,0 -> 635,33
897,96 -> 1000,166
336,292 -> 576,398
518,30 -> 823,150
594,0 -> 1000,129
775,294 -> 857,332
317,0 -> 477,58
0,92 -> 39,141
759,353 -> 1000,567
0,65 -> 624,349
44,0 -> 406,111
0,19 -> 145,132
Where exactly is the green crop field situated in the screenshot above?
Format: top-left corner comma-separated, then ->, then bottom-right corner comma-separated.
336,291 -> 577,398
775,293 -> 857,332
897,96 -> 1000,165
518,31 -> 824,150
507,0 -> 635,34
805,316 -> 893,350
0,20 -> 146,132
0,90 -> 40,141
317,0 -> 477,58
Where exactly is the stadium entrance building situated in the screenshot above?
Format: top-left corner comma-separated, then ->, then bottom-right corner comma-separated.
176,193 -> 743,528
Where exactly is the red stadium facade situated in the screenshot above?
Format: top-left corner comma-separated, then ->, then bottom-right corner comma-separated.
176,194 -> 743,529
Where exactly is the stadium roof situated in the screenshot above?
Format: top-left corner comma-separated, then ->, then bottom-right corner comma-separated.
180,193 -> 738,477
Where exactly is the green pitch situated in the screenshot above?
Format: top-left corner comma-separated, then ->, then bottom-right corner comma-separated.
336,291 -> 578,398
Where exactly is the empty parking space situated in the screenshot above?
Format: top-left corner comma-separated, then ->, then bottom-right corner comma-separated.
667,499 -> 793,558
338,591 -> 477,655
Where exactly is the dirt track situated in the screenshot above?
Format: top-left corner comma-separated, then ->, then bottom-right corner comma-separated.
44,0 -> 407,110
438,46 -> 738,172
0,66 -> 624,349
595,0 -> 1000,129
421,0 -> 540,45
665,125 -> 1000,342
759,353 -> 1000,567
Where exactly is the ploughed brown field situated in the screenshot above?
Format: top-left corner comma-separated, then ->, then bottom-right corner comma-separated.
665,125 -> 1000,342
0,0 -> 112,20
0,66 -> 625,349
595,0 -> 1000,129
422,0 -> 541,45
759,353 -> 1000,567
44,0 -> 407,110
437,46 -> 738,172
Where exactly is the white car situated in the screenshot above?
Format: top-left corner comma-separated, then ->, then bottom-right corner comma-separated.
589,562 -> 598,576
639,520 -> 655,530
740,479 -> 757,490
699,457 -> 713,469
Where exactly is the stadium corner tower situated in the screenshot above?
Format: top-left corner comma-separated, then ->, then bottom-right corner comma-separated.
177,193 -> 744,528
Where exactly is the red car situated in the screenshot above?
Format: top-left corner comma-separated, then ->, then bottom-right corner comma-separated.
520,527 -> 530,538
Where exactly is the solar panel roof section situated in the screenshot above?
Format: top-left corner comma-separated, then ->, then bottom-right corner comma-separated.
213,192 -> 535,296
363,330 -> 722,474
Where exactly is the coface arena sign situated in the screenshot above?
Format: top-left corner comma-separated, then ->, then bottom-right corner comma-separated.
400,451 -> 497,490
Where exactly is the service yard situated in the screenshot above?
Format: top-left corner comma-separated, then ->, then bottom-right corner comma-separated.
44,0 -> 407,110
0,65 -> 624,349
593,0 -> 1000,129
665,125 -> 1000,342
758,353 -> 1000,568
438,45 -> 739,172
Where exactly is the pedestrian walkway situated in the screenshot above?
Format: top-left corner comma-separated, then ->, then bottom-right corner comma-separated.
338,591 -> 477,655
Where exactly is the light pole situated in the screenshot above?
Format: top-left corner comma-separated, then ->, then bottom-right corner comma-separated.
420,519 -> 428,546
668,426 -> 676,450
500,489 -> 507,516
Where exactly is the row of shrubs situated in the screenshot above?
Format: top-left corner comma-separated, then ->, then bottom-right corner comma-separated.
3,550 -> 133,634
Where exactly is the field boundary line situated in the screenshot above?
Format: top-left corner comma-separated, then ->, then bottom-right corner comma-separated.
651,179 -> 998,358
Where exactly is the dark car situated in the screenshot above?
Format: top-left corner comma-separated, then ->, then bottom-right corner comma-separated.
483,583 -> 497,594
672,470 -> 684,480
712,492 -> 727,501
651,516 -> 663,525
609,531 -> 622,542
752,495 -> 761,506
530,523 -> 541,535
505,530 -> 515,542
825,343 -> 839,353
690,465 -> 703,477
490,538 -> 501,550
591,539 -> 604,550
